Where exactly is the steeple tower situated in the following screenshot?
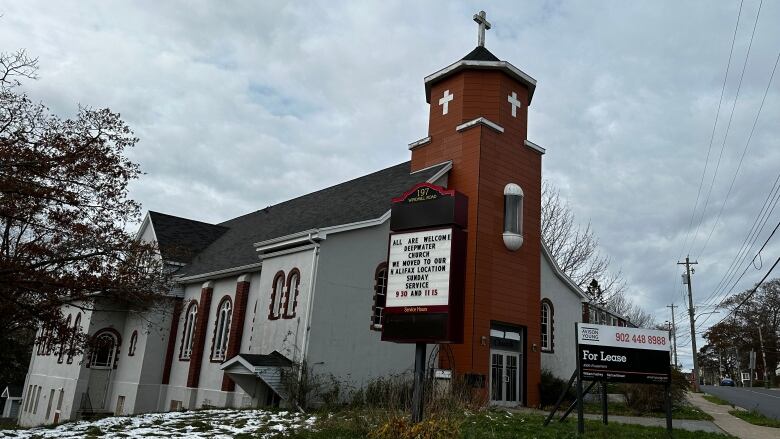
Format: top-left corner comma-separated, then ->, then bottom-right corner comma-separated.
408,12 -> 543,407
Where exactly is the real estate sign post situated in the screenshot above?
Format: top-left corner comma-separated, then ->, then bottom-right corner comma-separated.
575,323 -> 672,434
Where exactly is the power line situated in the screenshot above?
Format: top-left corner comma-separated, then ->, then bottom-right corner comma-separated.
677,0 -> 744,260
697,49 -> 780,258
688,0 -> 763,256
707,255 -> 780,328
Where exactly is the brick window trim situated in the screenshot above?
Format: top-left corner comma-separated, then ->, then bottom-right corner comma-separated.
85,327 -> 122,369
541,299 -> 554,353
282,268 -> 301,319
210,295 -> 233,363
66,313 -> 81,364
268,270 -> 286,320
370,262 -> 388,331
179,301 -> 198,362
128,330 -> 138,356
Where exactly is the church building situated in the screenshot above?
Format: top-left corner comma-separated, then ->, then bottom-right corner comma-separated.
17,12 -> 632,427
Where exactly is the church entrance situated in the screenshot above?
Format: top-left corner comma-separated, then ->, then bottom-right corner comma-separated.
86,332 -> 118,410
489,323 -> 524,406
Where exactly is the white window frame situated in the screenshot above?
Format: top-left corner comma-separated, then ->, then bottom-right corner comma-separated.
541,302 -> 552,351
181,303 -> 198,359
212,299 -> 232,361
274,275 -> 285,318
90,333 -> 117,369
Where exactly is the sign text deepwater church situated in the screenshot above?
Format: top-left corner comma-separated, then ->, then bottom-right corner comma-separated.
386,228 -> 453,311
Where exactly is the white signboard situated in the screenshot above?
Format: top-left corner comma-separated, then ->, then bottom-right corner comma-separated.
578,324 -> 670,352
386,227 -> 452,309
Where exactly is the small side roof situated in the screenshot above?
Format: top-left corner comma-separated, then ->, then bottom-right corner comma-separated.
148,211 -> 228,264
1,385 -> 23,398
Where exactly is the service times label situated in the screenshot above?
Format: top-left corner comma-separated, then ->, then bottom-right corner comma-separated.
385,228 -> 452,310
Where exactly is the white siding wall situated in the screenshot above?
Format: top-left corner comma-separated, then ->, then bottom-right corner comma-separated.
540,255 -> 584,380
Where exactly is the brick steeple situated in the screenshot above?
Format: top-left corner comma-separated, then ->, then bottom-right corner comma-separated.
409,29 -> 543,407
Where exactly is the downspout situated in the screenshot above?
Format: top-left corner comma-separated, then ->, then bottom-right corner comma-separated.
301,232 -> 321,361
292,232 -> 321,413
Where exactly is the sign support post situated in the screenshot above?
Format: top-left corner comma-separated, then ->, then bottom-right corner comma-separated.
411,342 -> 426,423
575,323 -> 584,434
601,381 -> 608,425
665,383 -> 672,434
379,183 -> 468,424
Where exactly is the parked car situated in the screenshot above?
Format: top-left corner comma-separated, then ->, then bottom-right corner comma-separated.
720,378 -> 735,386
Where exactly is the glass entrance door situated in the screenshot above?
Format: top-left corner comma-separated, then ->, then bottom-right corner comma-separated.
490,350 -> 520,405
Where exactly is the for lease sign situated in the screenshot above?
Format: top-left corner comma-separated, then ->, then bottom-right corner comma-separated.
385,228 -> 452,310
577,323 -> 671,384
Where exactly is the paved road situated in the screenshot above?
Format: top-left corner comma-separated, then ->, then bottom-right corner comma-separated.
702,385 -> 780,420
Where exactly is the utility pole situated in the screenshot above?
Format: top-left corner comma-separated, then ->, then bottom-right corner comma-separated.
678,256 -> 699,391
758,325 -> 769,389
667,304 -> 678,367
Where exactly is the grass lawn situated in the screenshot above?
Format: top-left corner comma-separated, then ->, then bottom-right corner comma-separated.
702,394 -> 733,406
583,402 -> 713,421
287,410 -> 732,438
728,409 -> 780,428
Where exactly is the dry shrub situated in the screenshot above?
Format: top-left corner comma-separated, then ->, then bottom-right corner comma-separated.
618,368 -> 689,412
369,415 -> 461,439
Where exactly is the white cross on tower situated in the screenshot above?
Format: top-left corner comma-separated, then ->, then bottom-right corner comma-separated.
507,91 -> 522,117
439,89 -> 454,115
473,10 -> 491,47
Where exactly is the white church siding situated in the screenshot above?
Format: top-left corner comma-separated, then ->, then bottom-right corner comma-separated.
19,304 -> 93,427
246,245 -> 315,363
306,222 -> 418,389
539,250 -> 585,380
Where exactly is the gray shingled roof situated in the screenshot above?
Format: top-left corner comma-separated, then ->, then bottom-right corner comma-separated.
164,161 -> 448,277
235,351 -> 292,368
148,211 -> 228,263
461,46 -> 501,62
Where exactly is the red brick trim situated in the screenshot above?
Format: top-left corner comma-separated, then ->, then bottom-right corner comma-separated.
283,268 -> 301,319
162,299 -> 182,385
187,285 -> 213,388
268,270 -> 286,320
128,330 -> 138,356
370,262 -> 388,331
179,301 -> 199,361
209,295 -> 233,363
222,279 -> 251,391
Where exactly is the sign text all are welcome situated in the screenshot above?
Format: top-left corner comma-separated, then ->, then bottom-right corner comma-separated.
386,228 -> 453,311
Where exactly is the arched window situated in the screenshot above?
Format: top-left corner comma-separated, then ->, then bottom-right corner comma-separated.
283,269 -> 301,318
370,263 -> 388,331
268,271 -> 286,320
89,329 -> 121,369
67,313 -> 81,364
180,302 -> 198,360
541,300 -> 554,352
58,315 -> 72,363
211,297 -> 232,361
128,330 -> 138,356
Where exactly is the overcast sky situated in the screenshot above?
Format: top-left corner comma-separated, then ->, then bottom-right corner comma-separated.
2,0 -> 779,373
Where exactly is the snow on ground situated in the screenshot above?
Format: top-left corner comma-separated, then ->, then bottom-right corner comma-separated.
0,409 -> 318,438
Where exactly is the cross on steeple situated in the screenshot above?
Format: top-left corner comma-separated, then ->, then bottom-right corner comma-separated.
473,10 -> 491,47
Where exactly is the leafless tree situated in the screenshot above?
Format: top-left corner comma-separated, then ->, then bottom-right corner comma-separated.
542,181 -> 626,300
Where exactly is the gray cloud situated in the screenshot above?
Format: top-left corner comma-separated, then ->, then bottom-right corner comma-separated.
2,0 -> 778,372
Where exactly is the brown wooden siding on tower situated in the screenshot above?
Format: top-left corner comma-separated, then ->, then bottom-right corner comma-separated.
412,67 -> 541,406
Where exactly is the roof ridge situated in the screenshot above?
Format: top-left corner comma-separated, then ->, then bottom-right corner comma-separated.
218,160 -> 412,226
149,211 -> 228,229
